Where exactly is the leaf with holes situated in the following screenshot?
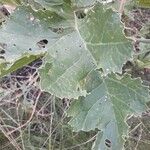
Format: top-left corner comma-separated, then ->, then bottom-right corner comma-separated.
0,3 -> 133,98
68,71 -> 149,150
25,0 -> 73,19
39,3 -> 133,98
0,1 -> 149,150
39,31 -> 96,99
76,4 -> 132,74
0,5 -> 73,73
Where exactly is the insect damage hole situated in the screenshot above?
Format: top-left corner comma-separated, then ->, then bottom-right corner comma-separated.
0,6 -> 10,16
0,49 -> 5,54
49,27 -> 64,34
0,56 -> 5,59
105,139 -> 111,148
0,43 -> 6,55
37,39 -> 48,48
75,10 -> 86,19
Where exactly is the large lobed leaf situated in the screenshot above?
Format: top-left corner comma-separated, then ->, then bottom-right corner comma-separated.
76,4 -> 132,74
39,3 -> 133,98
0,3 -> 133,98
68,71 -> 149,149
0,1 -> 149,150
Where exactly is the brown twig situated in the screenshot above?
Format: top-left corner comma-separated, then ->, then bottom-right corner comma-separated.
7,90 -> 42,135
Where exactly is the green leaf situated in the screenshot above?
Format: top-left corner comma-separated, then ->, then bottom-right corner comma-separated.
33,0 -> 73,19
0,3 -> 132,98
39,3 -> 133,98
0,5 -> 72,75
34,0 -> 64,6
138,0 -> 150,8
39,31 -> 96,99
26,0 -> 114,9
137,42 -> 150,68
77,4 -> 132,74
71,0 -> 117,7
139,42 -> 150,54
33,0 -> 101,8
72,0 -> 101,7
140,24 -> 150,39
0,0 -> 21,5
0,54 -> 42,77
0,5 -> 66,57
68,71 -> 149,149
